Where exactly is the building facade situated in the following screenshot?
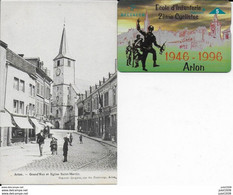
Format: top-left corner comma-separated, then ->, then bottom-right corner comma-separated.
77,71 -> 117,141
0,41 -> 14,147
0,40 -> 52,147
51,26 -> 78,130
25,58 -> 53,123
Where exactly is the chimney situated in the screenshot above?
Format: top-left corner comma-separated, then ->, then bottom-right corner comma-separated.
103,77 -> 105,83
90,86 -> 92,94
99,80 -> 101,86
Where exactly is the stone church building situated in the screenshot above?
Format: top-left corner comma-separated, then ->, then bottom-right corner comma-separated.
51,26 -> 78,130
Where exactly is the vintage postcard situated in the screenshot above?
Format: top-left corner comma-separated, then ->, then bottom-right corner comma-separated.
118,0 -> 231,72
0,0 -> 117,184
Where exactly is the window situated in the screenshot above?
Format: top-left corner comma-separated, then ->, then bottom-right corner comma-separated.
93,98 -> 96,110
13,100 -> 19,113
36,82 -> 40,95
40,102 -> 43,115
57,60 -> 60,67
29,84 -> 32,96
68,60 -> 71,67
93,97 -> 98,110
19,101 -> 24,114
32,86 -> 35,97
32,105 -> 35,116
113,89 -> 116,106
78,108 -> 83,116
56,110 -> 59,117
100,94 -> 103,107
41,85 -> 44,97
36,101 -> 39,114
13,77 -> 19,90
19,80 -> 25,92
87,102 -> 91,112
104,92 -> 109,107
29,104 -> 35,116
97,97 -> 99,109
46,87 -> 50,100
28,103 -> 35,116
29,84 -> 35,97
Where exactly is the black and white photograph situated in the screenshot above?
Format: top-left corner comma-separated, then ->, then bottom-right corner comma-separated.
0,0 -> 117,184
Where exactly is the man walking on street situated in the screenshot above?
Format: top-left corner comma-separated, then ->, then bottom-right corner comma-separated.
69,133 -> 73,146
63,137 -> 69,162
79,134 -> 83,144
37,130 -> 45,156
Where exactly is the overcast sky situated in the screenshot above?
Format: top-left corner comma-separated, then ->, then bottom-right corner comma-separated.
1,0 -> 117,90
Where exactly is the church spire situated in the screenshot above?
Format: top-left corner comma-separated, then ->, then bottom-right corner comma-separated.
54,25 -> 73,60
59,26 -> 67,56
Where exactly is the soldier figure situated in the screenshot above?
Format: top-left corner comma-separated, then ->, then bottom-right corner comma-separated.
126,41 -> 132,66
136,18 -> 163,71
133,34 -> 143,68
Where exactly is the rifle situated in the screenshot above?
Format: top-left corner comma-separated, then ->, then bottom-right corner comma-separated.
160,41 -> 166,55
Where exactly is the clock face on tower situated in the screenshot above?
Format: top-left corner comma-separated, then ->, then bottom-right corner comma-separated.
56,68 -> 61,76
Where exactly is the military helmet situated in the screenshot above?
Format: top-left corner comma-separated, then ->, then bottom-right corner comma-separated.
136,34 -> 141,39
148,25 -> 154,32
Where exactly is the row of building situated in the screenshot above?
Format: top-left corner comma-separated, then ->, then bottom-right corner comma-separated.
77,72 -> 117,141
0,26 -> 117,147
0,40 -> 53,147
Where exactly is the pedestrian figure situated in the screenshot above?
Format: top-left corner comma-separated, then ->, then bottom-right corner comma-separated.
36,130 -> 45,156
50,137 -> 58,155
79,134 -> 83,144
69,133 -> 73,146
126,41 -> 132,66
63,137 -> 69,162
133,34 -> 143,68
44,126 -> 48,138
136,18 -> 163,71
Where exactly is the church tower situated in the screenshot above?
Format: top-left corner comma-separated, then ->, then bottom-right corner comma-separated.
210,14 -> 221,39
52,25 -> 76,129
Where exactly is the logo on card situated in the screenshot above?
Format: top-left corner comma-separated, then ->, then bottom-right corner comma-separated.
210,8 -> 226,14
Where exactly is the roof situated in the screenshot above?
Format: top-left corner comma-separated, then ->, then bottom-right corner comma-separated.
6,49 -> 36,77
54,26 -> 74,61
71,84 -> 80,95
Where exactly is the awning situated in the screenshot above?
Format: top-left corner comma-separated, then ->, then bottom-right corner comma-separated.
0,111 -> 14,127
45,122 -> 54,127
39,122 -> 46,127
30,118 -> 44,133
13,116 -> 33,129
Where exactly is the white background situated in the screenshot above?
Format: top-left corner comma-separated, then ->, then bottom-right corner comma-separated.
1,0 -> 233,194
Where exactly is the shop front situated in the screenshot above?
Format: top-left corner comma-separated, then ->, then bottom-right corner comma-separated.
12,115 -> 33,143
0,111 -> 15,147
29,118 -> 44,141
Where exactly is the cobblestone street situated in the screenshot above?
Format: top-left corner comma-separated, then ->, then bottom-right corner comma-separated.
1,130 -> 117,173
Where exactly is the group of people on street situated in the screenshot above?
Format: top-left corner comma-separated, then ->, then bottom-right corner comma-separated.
125,18 -> 165,71
36,131 -> 83,162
